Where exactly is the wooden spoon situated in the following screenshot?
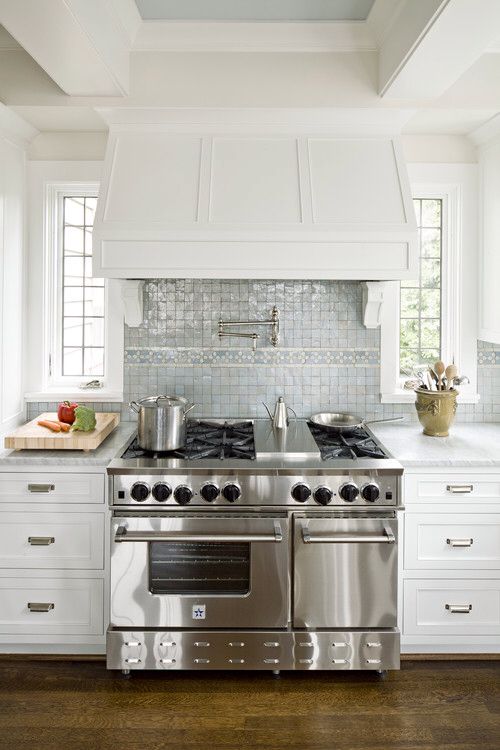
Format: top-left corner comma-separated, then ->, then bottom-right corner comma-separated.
445,363 -> 458,390
434,360 -> 445,391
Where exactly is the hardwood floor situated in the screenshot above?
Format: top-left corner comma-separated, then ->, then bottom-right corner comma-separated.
0,659 -> 498,750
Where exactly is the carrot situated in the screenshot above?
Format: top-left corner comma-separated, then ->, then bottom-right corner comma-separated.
56,421 -> 70,432
38,420 -> 61,433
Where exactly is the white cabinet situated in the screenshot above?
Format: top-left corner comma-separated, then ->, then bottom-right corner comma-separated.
476,135 -> 500,343
93,117 -> 417,280
0,469 -> 107,653
401,468 -> 500,654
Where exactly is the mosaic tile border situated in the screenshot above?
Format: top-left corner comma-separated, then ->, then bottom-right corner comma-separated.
124,347 -> 381,367
477,350 -> 500,366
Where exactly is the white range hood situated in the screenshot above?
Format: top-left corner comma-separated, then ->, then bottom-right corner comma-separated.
93,109 -> 417,280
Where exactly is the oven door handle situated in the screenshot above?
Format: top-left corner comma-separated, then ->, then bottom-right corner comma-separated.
301,523 -> 395,545
114,522 -> 283,544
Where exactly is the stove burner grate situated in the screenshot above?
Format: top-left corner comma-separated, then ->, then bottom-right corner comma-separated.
307,422 -> 387,460
122,420 -> 256,461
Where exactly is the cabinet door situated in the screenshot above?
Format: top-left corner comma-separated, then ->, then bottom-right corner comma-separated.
0,577 -> 104,635
405,513 -> 500,570
403,579 -> 500,636
0,473 -> 105,504
0,511 -> 104,569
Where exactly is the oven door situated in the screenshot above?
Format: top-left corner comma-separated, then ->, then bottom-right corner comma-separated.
293,514 -> 398,629
111,514 -> 289,628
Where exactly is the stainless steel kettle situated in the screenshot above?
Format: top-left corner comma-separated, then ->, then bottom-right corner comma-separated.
263,397 -> 297,429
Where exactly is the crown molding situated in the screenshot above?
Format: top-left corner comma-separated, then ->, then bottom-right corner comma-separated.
469,113 -> 500,146
95,106 -> 415,134
133,20 -> 377,53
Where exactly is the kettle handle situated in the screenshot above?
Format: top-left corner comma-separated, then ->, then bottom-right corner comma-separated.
262,402 -> 273,421
287,405 -> 298,423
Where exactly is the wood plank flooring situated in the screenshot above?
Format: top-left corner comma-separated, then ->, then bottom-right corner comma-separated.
0,659 -> 498,750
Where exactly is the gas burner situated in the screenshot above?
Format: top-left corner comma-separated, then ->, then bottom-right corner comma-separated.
307,422 -> 387,460
122,420 -> 256,461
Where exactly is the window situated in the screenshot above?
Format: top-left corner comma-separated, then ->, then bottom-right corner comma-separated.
61,195 -> 105,377
400,199 -> 442,374
23,174 -> 124,399
380,164 -> 478,404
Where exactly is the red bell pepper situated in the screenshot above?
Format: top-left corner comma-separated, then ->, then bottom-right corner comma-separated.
57,400 -> 78,425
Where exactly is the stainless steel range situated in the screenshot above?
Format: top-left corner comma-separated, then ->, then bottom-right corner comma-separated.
106,419 -> 403,675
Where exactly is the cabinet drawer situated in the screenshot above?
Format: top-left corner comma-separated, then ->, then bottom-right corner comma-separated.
405,513 -> 500,570
0,473 -> 104,505
405,474 -> 500,505
403,579 -> 500,636
0,512 -> 104,569
0,577 -> 104,635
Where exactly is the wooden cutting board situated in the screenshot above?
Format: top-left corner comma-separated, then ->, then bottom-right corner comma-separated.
4,412 -> 120,451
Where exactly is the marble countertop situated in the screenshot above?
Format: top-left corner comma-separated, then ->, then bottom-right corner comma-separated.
0,424 -> 136,469
370,423 -> 500,468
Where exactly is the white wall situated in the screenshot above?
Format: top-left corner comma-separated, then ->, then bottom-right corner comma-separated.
0,129 -> 26,434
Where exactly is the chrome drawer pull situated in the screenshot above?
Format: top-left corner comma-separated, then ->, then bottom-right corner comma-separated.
194,658 -> 210,664
125,641 -> 141,648
264,642 -> 279,648
160,658 -> 176,664
446,484 -> 474,494
299,658 -> 313,665
366,642 -> 382,648
332,642 -> 348,648
263,658 -> 279,664
447,538 -> 473,547
194,641 -> 210,647
366,659 -> 381,665
332,658 -> 349,665
160,641 -> 176,648
28,483 -> 55,493
124,658 -> 141,664
228,642 -> 245,647
445,604 -> 472,613
228,659 -> 245,664
28,536 -> 55,546
28,602 -> 54,613
298,642 -> 313,647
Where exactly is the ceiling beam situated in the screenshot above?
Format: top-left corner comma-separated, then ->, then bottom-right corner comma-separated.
0,0 -> 141,96
377,0 -> 500,99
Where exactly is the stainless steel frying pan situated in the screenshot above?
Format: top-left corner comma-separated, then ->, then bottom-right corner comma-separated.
310,412 -> 405,431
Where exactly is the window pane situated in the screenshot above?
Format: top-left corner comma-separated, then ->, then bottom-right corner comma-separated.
399,198 -> 442,376
84,347 -> 104,376
64,197 -> 85,225
61,195 -> 104,377
64,226 -> 84,255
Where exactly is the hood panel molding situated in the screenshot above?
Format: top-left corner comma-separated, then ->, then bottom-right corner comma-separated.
93,111 -> 417,279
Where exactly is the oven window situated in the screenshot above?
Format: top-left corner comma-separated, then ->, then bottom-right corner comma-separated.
149,542 -> 251,595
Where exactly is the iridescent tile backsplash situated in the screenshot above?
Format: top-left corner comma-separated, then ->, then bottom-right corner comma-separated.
27,280 -> 500,423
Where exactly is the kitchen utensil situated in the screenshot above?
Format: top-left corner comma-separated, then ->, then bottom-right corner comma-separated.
309,412 -> 405,431
445,364 -> 458,389
426,371 -> 434,390
263,397 -> 297,430
434,361 -> 445,390
453,375 -> 470,386
4,413 -> 119,451
130,395 -> 197,452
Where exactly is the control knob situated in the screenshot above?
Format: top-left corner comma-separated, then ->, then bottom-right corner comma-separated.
222,483 -> 241,503
313,486 -> 333,505
339,482 -> 359,503
152,482 -> 171,502
361,483 -> 380,503
174,485 -> 193,505
291,483 -> 311,503
200,482 -> 220,502
130,482 -> 150,502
